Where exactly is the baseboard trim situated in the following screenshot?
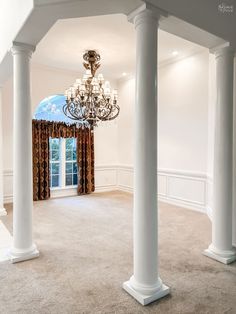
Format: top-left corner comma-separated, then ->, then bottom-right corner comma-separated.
3,166 -> 209,215
117,184 -> 133,193
3,195 -> 13,204
95,185 -> 117,192
158,195 -> 206,213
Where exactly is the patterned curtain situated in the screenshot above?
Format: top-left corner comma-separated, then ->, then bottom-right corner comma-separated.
77,128 -> 95,194
32,119 -> 95,200
50,122 -> 78,139
32,120 -> 50,201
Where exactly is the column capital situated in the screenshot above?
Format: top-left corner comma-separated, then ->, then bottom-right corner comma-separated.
128,2 -> 168,26
11,42 -> 35,57
210,44 -> 235,59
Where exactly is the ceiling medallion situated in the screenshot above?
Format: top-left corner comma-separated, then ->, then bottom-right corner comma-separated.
64,50 -> 120,127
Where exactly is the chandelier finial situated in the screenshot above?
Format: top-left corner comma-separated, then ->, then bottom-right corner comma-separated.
83,50 -> 101,77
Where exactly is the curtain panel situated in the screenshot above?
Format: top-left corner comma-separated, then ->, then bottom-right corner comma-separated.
77,128 -> 95,194
32,120 -> 95,201
32,120 -> 50,201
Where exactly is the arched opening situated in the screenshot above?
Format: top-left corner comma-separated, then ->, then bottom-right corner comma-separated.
34,94 -> 70,123
34,95 -> 78,190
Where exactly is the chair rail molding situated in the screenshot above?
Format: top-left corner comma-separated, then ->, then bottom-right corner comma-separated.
3,165 -> 212,215
117,165 -> 208,213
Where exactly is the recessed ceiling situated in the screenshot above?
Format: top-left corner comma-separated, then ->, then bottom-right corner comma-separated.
33,14 -> 206,80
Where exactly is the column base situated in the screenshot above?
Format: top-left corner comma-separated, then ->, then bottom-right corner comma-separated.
0,208 -> 7,216
8,244 -> 39,263
123,279 -> 170,306
203,244 -> 236,264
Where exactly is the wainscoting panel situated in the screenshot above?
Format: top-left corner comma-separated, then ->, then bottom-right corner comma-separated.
3,165 -> 209,214
3,170 -> 13,204
167,175 -> 206,208
117,165 -> 133,192
94,165 -> 117,192
3,166 -> 118,203
117,166 -> 208,213
158,175 -> 167,196
206,176 -> 213,219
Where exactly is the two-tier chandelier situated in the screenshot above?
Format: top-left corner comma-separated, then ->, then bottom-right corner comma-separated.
63,50 -> 120,127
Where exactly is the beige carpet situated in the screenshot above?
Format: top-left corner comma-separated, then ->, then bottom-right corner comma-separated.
0,221 -> 12,262
0,191 -> 236,314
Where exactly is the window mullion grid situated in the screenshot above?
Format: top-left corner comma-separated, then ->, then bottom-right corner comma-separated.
60,138 -> 66,188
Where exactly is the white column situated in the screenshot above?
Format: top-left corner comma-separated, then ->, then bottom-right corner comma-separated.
0,87 -> 7,216
123,5 -> 169,305
8,42 -> 39,263
204,46 -> 236,264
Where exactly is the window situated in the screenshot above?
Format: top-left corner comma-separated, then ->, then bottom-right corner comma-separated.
49,138 -> 78,189
65,138 -> 78,186
34,95 -> 72,123
35,95 -> 78,190
50,138 -> 60,188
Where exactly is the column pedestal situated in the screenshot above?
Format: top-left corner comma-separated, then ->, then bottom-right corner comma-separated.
8,244 -> 39,263
204,244 -> 236,264
123,278 -> 169,306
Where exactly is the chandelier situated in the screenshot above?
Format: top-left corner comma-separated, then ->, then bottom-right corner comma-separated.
63,50 -> 120,127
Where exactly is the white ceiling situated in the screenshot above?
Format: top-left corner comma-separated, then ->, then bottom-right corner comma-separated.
33,14 -> 206,80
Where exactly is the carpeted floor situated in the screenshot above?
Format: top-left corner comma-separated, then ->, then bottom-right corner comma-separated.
0,191 -> 236,314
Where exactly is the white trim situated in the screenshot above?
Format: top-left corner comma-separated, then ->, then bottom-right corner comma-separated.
95,164 -> 117,171
116,165 -> 208,214
158,195 -> 206,213
3,169 -> 13,176
3,194 -> 13,204
95,185 -> 117,192
3,165 -> 213,216
117,184 -> 133,193
51,187 -> 78,198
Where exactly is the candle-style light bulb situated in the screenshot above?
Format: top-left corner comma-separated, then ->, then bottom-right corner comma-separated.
104,81 -> 111,89
113,89 -> 118,101
98,73 -> 104,82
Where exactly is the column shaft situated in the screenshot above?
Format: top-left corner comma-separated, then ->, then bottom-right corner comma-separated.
204,47 -> 236,264
133,10 -> 158,287
123,7 -> 169,305
0,87 -> 7,216
9,43 -> 39,263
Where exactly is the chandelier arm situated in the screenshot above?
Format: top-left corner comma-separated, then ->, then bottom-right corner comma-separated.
67,104 -> 80,120
107,106 -> 120,120
68,100 -> 85,121
63,105 -> 80,121
94,98 -> 110,119
100,102 -> 120,121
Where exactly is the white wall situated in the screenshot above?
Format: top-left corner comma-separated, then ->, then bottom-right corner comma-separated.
207,54 -> 216,216
117,51 -> 210,212
117,77 -> 135,166
2,64 -> 118,201
159,52 -> 209,172
0,0 -> 33,63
